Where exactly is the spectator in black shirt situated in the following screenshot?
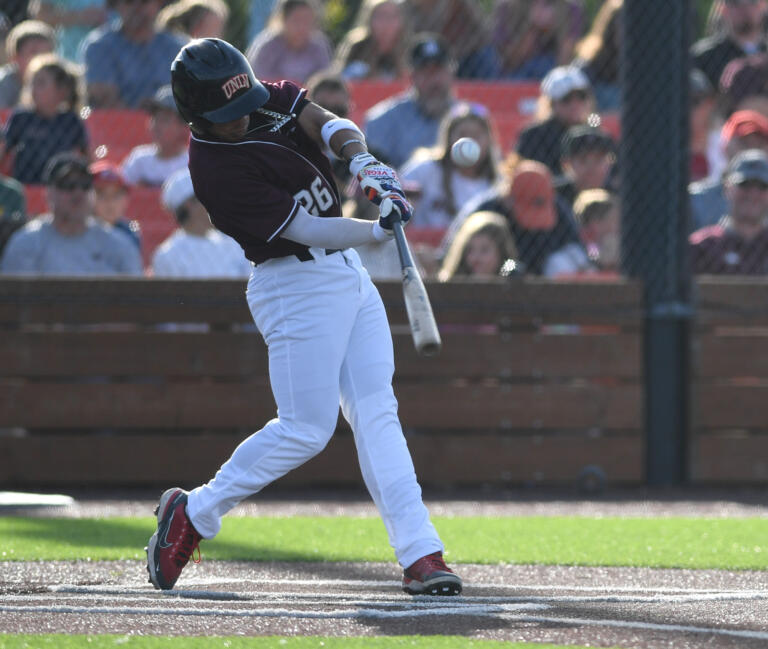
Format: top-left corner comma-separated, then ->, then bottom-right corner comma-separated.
555,124 -> 615,208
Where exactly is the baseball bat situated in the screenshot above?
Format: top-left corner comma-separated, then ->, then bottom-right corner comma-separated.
391,219 -> 442,356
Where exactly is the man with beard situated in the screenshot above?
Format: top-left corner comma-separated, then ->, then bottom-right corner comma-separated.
363,33 -> 461,168
692,0 -> 767,90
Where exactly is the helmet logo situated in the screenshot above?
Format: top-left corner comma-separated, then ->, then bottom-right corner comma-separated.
222,73 -> 250,100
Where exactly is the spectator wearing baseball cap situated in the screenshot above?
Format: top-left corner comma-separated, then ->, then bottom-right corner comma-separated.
90,160 -> 141,251
364,33 -> 464,168
556,125 -> 616,208
151,169 -> 252,278
120,85 -> 189,188
690,109 -> 768,232
690,148 -> 768,274
516,65 -> 596,175
0,152 -> 143,275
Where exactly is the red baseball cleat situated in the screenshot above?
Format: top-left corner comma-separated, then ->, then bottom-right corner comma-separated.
145,488 -> 202,590
402,551 -> 462,596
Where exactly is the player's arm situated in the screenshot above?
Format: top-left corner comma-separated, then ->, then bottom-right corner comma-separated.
280,204 -> 392,248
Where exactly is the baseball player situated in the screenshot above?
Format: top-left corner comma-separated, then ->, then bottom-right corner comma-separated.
146,38 -> 462,597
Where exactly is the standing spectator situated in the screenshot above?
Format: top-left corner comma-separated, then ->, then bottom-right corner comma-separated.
405,0 -> 499,78
692,0 -> 767,90
690,109 -> 768,231
0,52 -> 87,184
0,152 -> 142,274
151,169 -> 252,278
399,102 -> 500,228
121,85 -> 189,187
555,124 -> 615,208
335,0 -> 410,81
690,149 -> 768,274
81,0 -> 187,108
493,0 -> 586,81
90,159 -> 140,250
516,65 -> 594,175
0,19 -> 54,109
28,0 -> 108,62
0,171 -> 26,256
364,33 -> 459,168
245,0 -> 332,85
438,210 -> 521,280
690,68 -> 718,183
543,188 -> 620,277
155,0 -> 229,40
572,0 -> 622,110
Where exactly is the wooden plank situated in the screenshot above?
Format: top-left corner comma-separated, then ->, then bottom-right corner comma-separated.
694,384 -> 768,429
695,278 -> 768,325
0,278 -> 643,327
0,431 -> 643,487
2,331 -> 641,380
0,382 -> 642,431
695,333 -> 768,378
692,433 -> 768,482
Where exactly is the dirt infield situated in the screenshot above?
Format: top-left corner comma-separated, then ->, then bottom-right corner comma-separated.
1,488 -> 767,649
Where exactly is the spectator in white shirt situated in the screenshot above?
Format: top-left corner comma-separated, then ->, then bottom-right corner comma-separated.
151,168 -> 253,278
121,85 -> 190,187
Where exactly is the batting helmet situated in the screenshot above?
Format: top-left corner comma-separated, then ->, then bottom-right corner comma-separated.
171,38 -> 269,132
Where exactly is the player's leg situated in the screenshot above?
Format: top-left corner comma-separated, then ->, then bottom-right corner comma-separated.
338,251 -> 461,595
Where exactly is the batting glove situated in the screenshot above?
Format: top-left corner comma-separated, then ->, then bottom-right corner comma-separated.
349,153 -> 413,228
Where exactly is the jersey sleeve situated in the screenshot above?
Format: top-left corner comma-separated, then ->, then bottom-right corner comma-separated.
262,80 -> 306,115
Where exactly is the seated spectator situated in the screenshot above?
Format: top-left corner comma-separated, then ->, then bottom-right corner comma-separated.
335,0 -> 410,81
493,0 -> 586,81
364,33 -> 460,168
399,102 -> 500,228
516,65 -> 595,175
155,0 -> 229,40
0,19 -> 54,109
690,109 -> 768,231
82,0 -> 187,108
690,149 -> 768,274
151,168 -> 252,278
405,0 -> 499,79
0,52 -> 87,184
690,68 -> 718,183
719,53 -> 768,120
0,152 -> 142,275
572,0 -> 622,110
0,171 -> 26,256
121,85 -> 189,187
28,0 -> 108,62
555,124 -> 615,208
245,0 -> 332,85
444,155 -> 580,274
544,188 -> 620,276
438,210 -> 522,280
692,0 -> 767,90
90,159 -> 140,250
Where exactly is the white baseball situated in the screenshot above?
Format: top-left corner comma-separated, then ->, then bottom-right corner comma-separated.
451,137 -> 481,167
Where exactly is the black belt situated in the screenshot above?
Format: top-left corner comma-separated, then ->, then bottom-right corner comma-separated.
293,248 -> 341,262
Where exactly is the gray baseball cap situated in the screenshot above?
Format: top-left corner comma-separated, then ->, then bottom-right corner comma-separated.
726,149 -> 768,185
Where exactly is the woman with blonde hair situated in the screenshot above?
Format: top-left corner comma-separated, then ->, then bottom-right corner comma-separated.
156,0 -> 229,40
399,102 -> 501,228
335,0 -> 410,81
438,210 -> 520,280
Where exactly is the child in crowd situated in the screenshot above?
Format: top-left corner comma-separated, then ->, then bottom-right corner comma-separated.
90,159 -> 141,251
121,85 -> 189,187
0,52 -> 87,184
0,20 -> 55,109
438,210 -> 522,280
555,124 -> 615,208
399,102 -> 500,229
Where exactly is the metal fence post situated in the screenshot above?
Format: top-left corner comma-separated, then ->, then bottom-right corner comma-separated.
621,0 -> 692,485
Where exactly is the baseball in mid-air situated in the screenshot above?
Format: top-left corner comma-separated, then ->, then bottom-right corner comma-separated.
450,137 -> 481,167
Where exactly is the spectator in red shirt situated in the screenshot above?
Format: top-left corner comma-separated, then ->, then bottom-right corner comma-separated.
690,149 -> 768,274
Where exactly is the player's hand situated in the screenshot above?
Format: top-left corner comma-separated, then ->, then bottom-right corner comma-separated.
349,153 -> 413,225
378,193 -> 412,230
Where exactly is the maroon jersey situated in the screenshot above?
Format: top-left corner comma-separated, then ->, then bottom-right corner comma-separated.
188,81 -> 342,264
690,223 -> 768,274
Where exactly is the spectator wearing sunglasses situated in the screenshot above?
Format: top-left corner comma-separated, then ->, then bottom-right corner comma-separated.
0,153 -> 143,275
516,65 -> 595,175
81,0 -> 187,108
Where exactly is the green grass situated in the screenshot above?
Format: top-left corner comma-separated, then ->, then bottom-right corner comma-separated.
0,636 -> 619,649
1,516 -> 767,570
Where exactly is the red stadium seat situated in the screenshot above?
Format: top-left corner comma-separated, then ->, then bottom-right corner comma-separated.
24,185 -> 48,216
83,108 -> 152,163
125,186 -> 176,267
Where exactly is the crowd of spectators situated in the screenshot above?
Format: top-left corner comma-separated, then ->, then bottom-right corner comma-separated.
0,0 -> 767,280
